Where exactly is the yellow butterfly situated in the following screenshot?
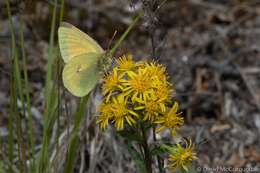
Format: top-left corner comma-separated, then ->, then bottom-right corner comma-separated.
58,22 -> 107,97
58,13 -> 142,97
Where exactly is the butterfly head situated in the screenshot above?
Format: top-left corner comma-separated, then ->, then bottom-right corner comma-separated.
98,52 -> 113,74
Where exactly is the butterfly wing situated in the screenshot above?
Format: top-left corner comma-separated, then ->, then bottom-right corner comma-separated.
62,52 -> 102,97
58,22 -> 104,63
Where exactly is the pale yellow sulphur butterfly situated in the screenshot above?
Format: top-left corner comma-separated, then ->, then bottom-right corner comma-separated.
58,12 -> 143,97
58,22 -> 105,97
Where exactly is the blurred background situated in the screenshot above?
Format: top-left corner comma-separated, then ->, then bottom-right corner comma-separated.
0,0 -> 260,172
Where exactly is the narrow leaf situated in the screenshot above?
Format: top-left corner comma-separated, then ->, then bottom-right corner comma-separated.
127,142 -> 147,173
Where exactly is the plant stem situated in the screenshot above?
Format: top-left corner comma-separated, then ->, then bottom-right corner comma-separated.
6,0 -> 27,172
64,95 -> 89,173
153,128 -> 164,173
37,1 -> 59,172
6,1 -> 15,172
140,124 -> 152,173
109,11 -> 144,56
53,1 -> 65,171
44,0 -> 58,117
19,14 -> 36,172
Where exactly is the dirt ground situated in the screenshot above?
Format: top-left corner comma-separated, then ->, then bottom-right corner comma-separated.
0,0 -> 260,172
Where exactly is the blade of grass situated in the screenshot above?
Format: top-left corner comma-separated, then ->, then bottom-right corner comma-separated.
53,1 -> 65,171
6,0 -> 27,172
13,46 -> 27,173
44,0 -> 58,117
64,96 -> 89,173
19,15 -> 36,172
15,103 -> 25,173
37,0 -> 59,172
8,70 -> 15,173
37,87 -> 59,173
53,58 -> 62,172
59,0 -> 65,22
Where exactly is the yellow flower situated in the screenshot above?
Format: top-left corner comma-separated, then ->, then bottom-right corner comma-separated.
111,95 -> 139,130
97,103 -> 114,130
155,102 -> 183,136
145,61 -> 172,102
116,54 -> 136,71
102,68 -> 124,101
168,139 -> 197,172
146,62 -> 167,81
123,68 -> 153,102
152,83 -> 172,103
98,55 -> 185,135
135,96 -> 166,122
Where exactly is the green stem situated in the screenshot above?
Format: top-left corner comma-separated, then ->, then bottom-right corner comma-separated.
109,11 -> 144,56
6,0 -> 27,172
19,15 -> 36,171
64,96 -> 89,173
153,128 -> 164,173
15,112 -> 25,173
6,2 -> 15,172
38,1 -> 59,172
59,0 -> 65,23
8,67 -> 14,173
44,0 -> 58,117
53,1 -> 65,171
140,124 -> 152,173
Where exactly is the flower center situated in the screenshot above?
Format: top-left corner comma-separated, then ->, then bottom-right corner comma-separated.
130,76 -> 150,92
146,101 -> 158,112
165,114 -> 179,127
114,104 -> 128,117
180,151 -> 191,161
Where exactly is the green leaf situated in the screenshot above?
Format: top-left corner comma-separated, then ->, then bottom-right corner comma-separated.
127,142 -> 147,173
150,144 -> 174,156
150,147 -> 168,156
143,123 -> 155,131
183,165 -> 189,172
117,129 -> 142,142
64,95 -> 89,173
64,133 -> 80,173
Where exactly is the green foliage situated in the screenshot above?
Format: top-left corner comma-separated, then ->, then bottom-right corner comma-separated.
64,95 -> 89,173
118,129 -> 143,142
6,0 -> 65,172
127,142 -> 147,173
6,0 -> 25,172
37,0 -> 60,171
150,144 -> 172,156
64,133 -> 80,173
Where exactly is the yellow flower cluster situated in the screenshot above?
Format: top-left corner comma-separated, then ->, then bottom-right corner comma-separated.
168,139 -> 197,171
97,54 -> 183,134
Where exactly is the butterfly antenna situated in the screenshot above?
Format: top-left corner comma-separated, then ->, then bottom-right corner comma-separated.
107,30 -> 118,51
